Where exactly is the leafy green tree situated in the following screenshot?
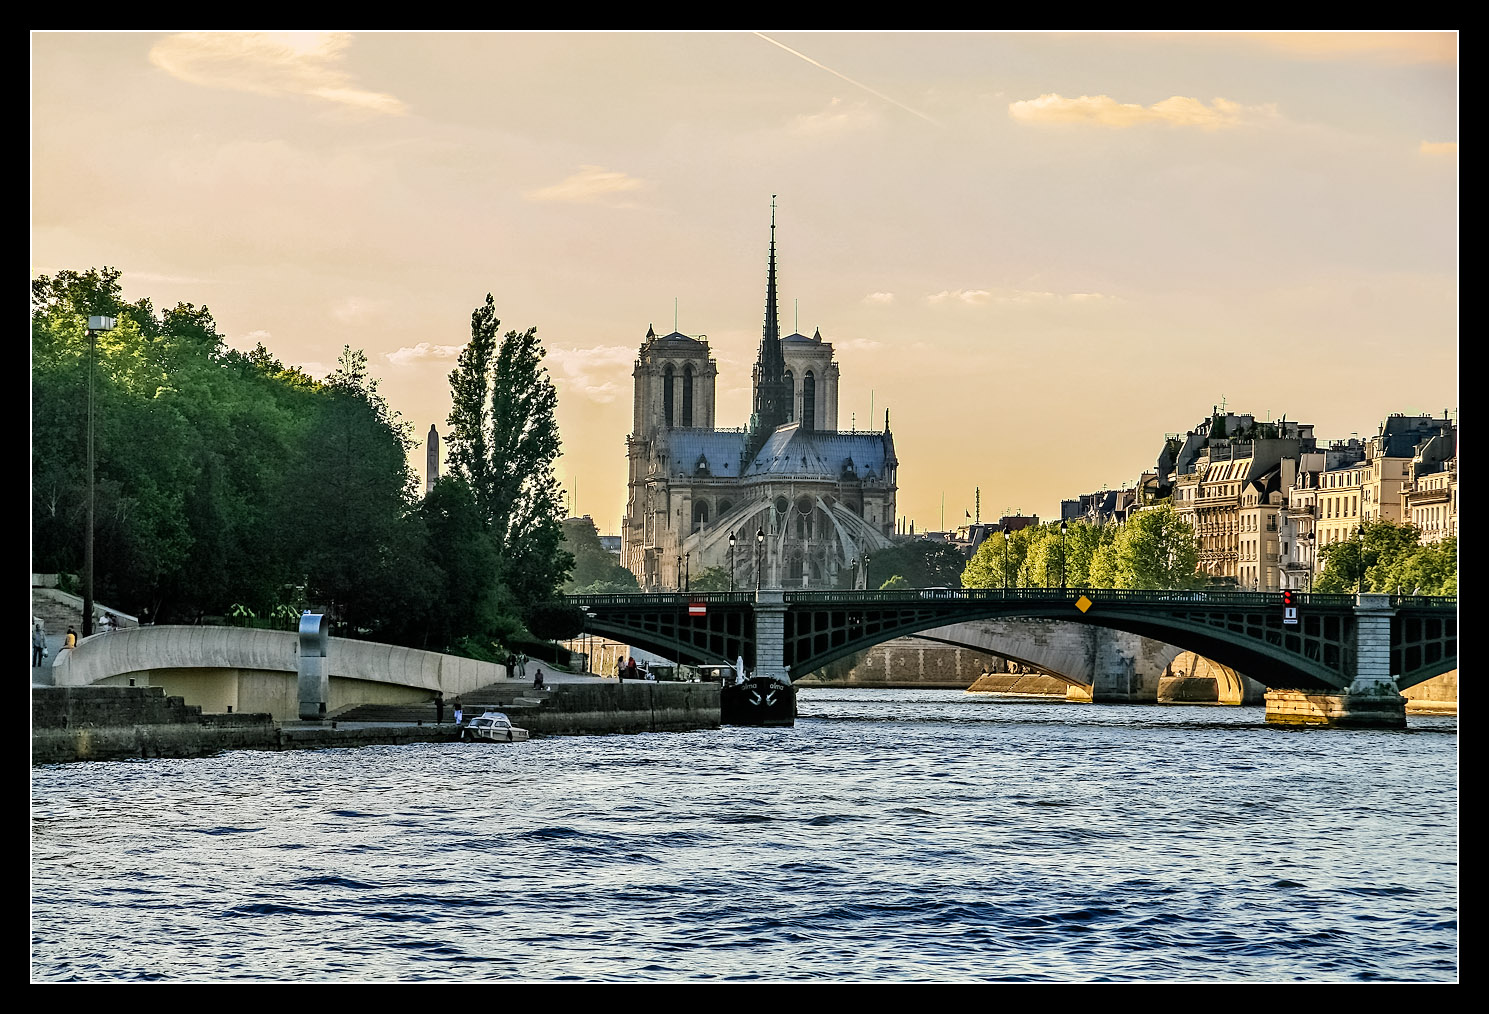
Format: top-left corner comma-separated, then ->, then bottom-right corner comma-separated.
686,566 -> 733,592
445,295 -> 572,604
1316,519 -> 1452,595
560,516 -> 637,594
1109,503 -> 1201,589
864,540 -> 966,588
878,574 -> 910,590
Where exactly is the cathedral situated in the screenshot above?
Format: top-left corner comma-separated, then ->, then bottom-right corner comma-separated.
622,207 -> 899,591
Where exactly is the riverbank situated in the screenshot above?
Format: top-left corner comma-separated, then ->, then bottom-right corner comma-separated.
31,682 -> 720,765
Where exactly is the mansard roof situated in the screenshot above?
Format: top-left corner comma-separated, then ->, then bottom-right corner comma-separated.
661,429 -> 748,477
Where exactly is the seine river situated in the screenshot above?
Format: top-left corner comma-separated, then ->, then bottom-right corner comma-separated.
30,689 -> 1457,983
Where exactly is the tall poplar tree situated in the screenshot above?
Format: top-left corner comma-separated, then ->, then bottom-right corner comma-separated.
445,294 -> 572,605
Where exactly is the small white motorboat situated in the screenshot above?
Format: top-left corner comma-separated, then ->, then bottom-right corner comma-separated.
461,711 -> 530,743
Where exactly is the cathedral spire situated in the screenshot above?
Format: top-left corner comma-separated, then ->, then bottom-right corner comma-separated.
749,196 -> 790,463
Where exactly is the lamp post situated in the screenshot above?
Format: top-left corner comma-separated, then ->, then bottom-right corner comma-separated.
729,533 -> 736,592
864,553 -> 872,591
684,552 -> 690,593
83,314 -> 117,638
1001,526 -> 1009,594
676,554 -> 682,593
755,529 -> 764,590
1060,519 -> 1068,592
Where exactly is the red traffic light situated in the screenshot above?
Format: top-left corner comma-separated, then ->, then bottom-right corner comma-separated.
1281,590 -> 1295,607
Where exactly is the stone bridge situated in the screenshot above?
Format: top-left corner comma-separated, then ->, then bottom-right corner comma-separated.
46,625 -> 510,722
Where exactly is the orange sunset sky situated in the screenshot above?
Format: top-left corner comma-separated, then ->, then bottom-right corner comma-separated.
31,31 -> 1458,534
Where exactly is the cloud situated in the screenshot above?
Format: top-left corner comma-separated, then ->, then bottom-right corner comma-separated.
863,292 -> 895,305
244,330 -> 272,342
526,166 -> 646,205
788,97 -> 880,136
927,289 -> 992,305
545,344 -> 637,403
330,296 -> 388,324
149,32 -> 408,115
1419,141 -> 1457,156
385,342 -> 464,366
842,338 -> 882,351
927,288 -> 1110,306
1009,93 -> 1277,129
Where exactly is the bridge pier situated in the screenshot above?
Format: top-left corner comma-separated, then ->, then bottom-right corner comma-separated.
1065,627 -> 1159,704
1264,594 -> 1406,728
753,590 -> 792,685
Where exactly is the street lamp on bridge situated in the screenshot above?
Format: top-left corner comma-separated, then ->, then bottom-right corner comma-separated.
755,529 -> 764,590
83,313 -> 117,638
1001,525 -> 1009,594
684,551 -> 690,593
729,532 -> 736,592
1060,519 -> 1068,592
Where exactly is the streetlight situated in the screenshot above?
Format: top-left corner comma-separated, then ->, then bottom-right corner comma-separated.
1002,526 -> 1009,594
729,532 -> 736,592
755,529 -> 765,590
684,551 -> 690,593
676,554 -> 682,593
864,553 -> 872,591
1060,519 -> 1068,592
83,314 -> 117,638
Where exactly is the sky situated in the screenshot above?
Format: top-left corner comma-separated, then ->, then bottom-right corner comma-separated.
31,31 -> 1458,535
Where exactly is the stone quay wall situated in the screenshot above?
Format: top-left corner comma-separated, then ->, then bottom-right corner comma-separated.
32,682 -> 720,765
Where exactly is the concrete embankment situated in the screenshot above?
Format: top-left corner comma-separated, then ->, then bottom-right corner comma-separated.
32,681 -> 720,765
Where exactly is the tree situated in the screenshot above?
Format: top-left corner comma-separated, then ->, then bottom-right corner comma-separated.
560,516 -> 637,594
686,566 -> 732,592
1316,519 -> 1452,595
445,295 -> 572,605
1109,504 -> 1201,590
864,540 -> 966,589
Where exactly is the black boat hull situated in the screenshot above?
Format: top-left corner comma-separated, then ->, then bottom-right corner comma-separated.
721,677 -> 796,727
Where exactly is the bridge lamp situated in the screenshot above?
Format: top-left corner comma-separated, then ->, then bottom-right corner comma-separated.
756,529 -> 764,590
1002,526 -> 1009,594
1060,519 -> 1068,592
83,313 -> 117,638
729,533 -> 736,592
685,552 -> 690,593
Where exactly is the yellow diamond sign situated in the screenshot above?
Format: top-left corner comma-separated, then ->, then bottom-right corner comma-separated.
1076,595 -> 1093,613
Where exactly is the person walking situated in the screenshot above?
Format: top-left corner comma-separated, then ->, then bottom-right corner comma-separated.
452,698 -> 463,727
615,656 -> 624,680
624,657 -> 638,681
435,692 -> 445,724
32,622 -> 46,667
517,652 -> 528,681
505,651 -> 517,679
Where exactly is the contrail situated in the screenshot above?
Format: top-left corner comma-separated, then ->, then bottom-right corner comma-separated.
753,32 -> 943,128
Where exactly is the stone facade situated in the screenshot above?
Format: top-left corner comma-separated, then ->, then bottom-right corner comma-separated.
622,212 -> 898,592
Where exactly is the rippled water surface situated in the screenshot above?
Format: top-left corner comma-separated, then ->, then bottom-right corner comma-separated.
31,690 -> 1458,982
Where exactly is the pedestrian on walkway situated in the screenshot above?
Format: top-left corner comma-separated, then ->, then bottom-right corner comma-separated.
32,622 -> 45,666
517,653 -> 528,681
64,627 -> 77,651
506,651 -> 517,678
624,657 -> 638,681
435,692 -> 444,724
453,698 -> 463,727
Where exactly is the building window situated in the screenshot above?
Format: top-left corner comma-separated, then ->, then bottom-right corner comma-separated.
682,363 -> 694,427
803,370 -> 816,432
663,364 -> 675,427
783,369 -> 794,423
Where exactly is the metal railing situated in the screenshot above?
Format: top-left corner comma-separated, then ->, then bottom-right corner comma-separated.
564,588 -> 1456,610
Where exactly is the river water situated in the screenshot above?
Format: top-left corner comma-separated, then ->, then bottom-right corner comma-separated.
30,689 -> 1458,983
